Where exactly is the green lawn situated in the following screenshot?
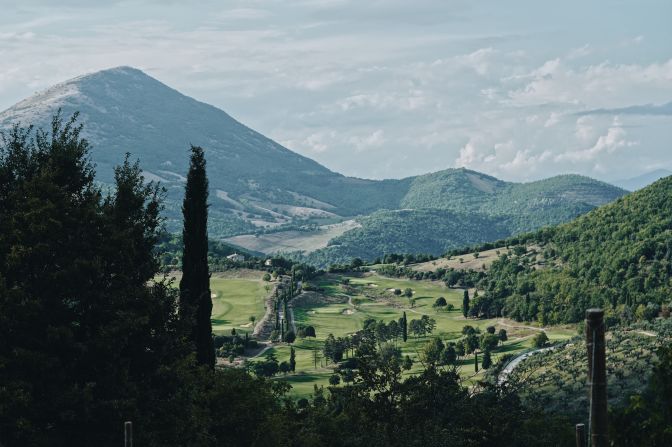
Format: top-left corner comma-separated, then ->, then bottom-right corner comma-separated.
261,273 -> 576,397
210,276 -> 269,335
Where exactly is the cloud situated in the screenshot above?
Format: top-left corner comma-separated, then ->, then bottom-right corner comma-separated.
348,129 -> 385,151
556,118 -> 638,163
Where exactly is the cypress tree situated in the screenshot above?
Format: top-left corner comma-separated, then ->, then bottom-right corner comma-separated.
474,351 -> 479,372
402,311 -> 408,342
179,145 -> 215,367
462,290 -> 470,318
289,346 -> 296,372
482,349 -> 492,369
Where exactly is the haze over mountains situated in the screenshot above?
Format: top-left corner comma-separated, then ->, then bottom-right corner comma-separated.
0,67 -> 631,263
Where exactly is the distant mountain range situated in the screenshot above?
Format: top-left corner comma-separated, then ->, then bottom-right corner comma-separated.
613,169 -> 672,192
0,67 -> 630,263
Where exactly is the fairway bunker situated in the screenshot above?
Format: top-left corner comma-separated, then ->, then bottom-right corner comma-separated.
342,309 -> 355,315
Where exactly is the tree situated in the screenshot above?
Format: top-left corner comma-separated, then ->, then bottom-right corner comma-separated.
486,325 -> 496,334
498,329 -> 508,344
179,145 -> 215,367
461,325 -> 478,335
421,338 -> 445,366
474,351 -> 479,372
249,315 -> 256,328
289,346 -> 296,372
465,334 -> 479,354
480,334 -> 499,352
263,273 -> 271,281
401,312 -> 408,342
533,331 -> 549,348
402,355 -> 413,370
462,289 -> 470,318
482,349 -> 492,369
455,340 -> 466,357
404,288 -> 413,298
420,315 -> 436,335
393,288 -> 402,296
284,330 -> 296,344
329,374 -> 341,386
433,296 -> 447,309
279,361 -> 291,374
442,344 -> 457,365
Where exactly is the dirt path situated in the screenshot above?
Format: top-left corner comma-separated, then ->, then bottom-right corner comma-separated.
633,330 -> 657,337
496,318 -> 545,332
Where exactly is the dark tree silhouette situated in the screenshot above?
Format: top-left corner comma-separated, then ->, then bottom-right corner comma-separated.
179,145 -> 215,367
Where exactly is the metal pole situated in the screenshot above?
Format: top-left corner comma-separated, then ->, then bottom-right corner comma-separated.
124,421 -> 133,447
575,423 -> 586,447
585,309 -> 608,447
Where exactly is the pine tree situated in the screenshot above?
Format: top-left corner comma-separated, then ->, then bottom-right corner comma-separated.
462,290 -> 470,318
402,311 -> 408,342
474,351 -> 479,372
179,146 -> 215,367
289,347 -> 296,372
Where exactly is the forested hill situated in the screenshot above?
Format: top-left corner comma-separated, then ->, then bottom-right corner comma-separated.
470,176 -> 672,324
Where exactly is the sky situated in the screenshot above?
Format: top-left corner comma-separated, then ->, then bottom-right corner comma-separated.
1,0 -> 671,182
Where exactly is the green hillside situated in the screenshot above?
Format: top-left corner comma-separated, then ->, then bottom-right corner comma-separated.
294,209 -> 510,266
468,176 -> 672,324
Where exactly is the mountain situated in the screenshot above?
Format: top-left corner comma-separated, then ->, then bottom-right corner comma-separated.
613,169 -> 672,191
0,67 -> 627,262
466,175 -> 672,324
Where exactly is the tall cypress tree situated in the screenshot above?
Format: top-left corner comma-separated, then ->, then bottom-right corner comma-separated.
462,290 -> 470,318
179,145 -> 215,367
402,311 -> 408,342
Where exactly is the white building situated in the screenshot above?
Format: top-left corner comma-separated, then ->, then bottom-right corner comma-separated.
226,253 -> 245,262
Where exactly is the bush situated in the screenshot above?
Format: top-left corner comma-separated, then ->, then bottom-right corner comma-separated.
433,297 -> 447,308
533,331 -> 549,348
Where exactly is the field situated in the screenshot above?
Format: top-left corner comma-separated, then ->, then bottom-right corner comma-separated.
244,272 -> 575,397
224,219 -> 360,254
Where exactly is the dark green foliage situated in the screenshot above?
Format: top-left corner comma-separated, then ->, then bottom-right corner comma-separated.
482,350 -> 492,369
474,177 -> 672,324
498,328 -> 508,343
401,312 -> 408,342
179,146 -> 215,367
610,345 -> 672,446
0,114 -> 290,447
462,289 -> 470,318
533,332 -> 549,348
289,347 -> 296,372
433,296 -> 447,308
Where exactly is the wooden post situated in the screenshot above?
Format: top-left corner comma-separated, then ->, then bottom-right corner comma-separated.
575,423 -> 586,447
124,421 -> 133,447
585,309 -> 608,447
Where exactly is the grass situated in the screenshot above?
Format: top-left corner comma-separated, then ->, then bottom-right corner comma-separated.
258,273 -> 575,397
210,276 -> 269,334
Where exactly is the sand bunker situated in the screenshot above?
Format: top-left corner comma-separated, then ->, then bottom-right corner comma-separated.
342,309 -> 355,315
367,283 -> 379,288
211,293 -> 217,299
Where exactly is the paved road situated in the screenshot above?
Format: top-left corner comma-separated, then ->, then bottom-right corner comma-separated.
497,345 -> 557,385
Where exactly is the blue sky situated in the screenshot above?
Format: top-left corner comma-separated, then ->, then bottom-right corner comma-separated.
1,0 -> 671,182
